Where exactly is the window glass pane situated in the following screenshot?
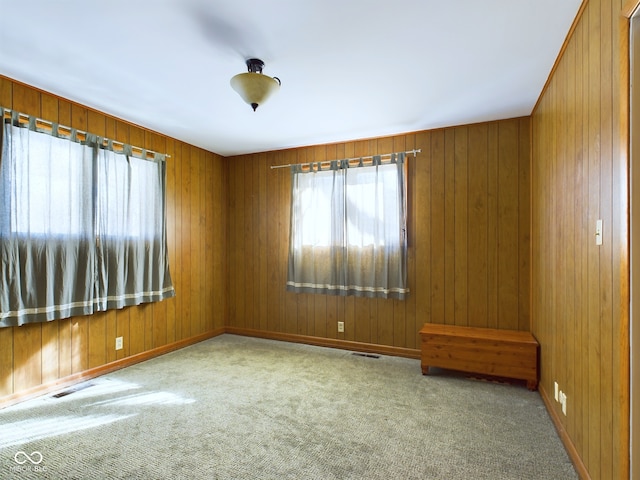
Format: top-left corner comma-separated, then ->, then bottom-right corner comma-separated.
9,126 -> 93,237
97,149 -> 162,239
297,169 -> 335,247
294,164 -> 401,248
345,164 -> 399,247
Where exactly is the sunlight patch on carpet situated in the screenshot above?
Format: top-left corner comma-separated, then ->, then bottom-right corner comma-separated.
0,414 -> 135,449
86,391 -> 195,407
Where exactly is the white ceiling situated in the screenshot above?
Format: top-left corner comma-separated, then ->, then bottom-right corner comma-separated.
0,0 -> 582,157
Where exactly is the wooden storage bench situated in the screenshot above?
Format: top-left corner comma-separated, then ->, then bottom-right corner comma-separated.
419,323 -> 539,390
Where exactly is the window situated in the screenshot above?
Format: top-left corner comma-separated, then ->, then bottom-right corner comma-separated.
7,132 -> 91,236
0,110 -> 174,327
286,154 -> 408,300
97,147 -> 164,240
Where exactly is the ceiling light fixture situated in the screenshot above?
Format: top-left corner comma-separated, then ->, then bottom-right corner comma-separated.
230,58 -> 281,112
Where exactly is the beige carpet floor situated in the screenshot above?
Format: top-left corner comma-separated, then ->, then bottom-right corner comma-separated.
0,334 -> 577,479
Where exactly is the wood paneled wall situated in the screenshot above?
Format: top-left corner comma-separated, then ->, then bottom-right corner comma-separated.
531,0 -> 629,478
227,118 -> 530,350
0,76 -> 228,401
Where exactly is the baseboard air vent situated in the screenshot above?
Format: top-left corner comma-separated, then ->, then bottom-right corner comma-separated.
351,352 -> 380,359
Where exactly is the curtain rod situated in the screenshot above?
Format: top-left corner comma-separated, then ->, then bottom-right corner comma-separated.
1,107 -> 171,159
269,149 -> 421,169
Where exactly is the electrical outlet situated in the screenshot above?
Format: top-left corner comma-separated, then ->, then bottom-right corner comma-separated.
115,336 -> 123,350
554,382 -> 559,401
337,321 -> 345,333
558,390 -> 567,415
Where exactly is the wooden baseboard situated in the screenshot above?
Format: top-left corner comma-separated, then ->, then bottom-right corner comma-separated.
538,384 -> 590,479
225,327 -> 422,360
0,328 -> 225,410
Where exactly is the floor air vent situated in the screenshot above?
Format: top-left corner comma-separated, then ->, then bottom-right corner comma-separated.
351,352 -> 380,359
52,382 -> 93,398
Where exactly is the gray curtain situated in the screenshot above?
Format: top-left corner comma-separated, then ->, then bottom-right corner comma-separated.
0,109 -> 174,327
286,153 -> 408,300
93,142 -> 174,311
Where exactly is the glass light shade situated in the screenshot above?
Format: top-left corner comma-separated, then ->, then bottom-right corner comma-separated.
230,72 -> 280,111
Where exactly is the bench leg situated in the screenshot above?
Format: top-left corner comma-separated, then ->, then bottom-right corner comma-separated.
421,365 -> 430,375
526,380 -> 538,391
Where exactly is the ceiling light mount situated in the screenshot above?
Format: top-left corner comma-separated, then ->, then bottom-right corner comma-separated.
230,58 -> 281,112
246,58 -> 265,73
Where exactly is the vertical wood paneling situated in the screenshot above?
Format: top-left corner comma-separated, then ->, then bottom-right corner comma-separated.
414,131 -> 431,333
497,120 -> 520,331
204,151 -> 215,330
227,117 -> 531,350
164,138 -> 177,342
587,4 -> 603,476
199,148 -> 208,333
258,152 -> 268,332
0,56 -> 13,384
149,131 -> 169,347
247,153 -> 259,331
443,129 -> 456,326
453,127 -> 469,326
230,157 -> 244,330
172,141 -> 184,342
518,118 -> 531,332
430,130 -> 446,325
468,124 -> 489,329
189,147 -> 202,336
12,83 -> 39,116
487,122 -> 500,329
531,0 -> 629,477
58,318 -> 73,377
179,143 -> 193,340
572,16 -> 586,458
0,327 -> 12,397
0,76 -> 227,403
13,324 -> 42,392
0,76 -> 12,104
265,153 -> 282,333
